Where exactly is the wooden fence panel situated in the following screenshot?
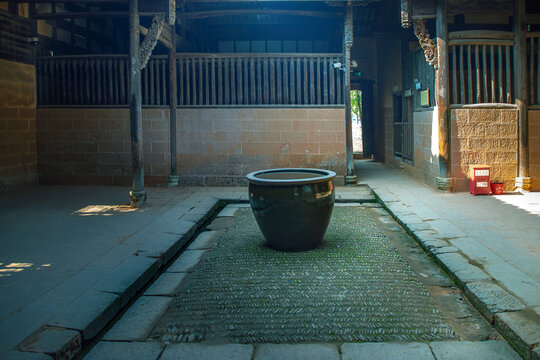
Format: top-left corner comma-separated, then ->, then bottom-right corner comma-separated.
36,53 -> 344,106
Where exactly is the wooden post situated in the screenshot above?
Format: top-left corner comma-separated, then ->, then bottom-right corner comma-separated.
168,24 -> 179,187
129,0 -> 146,206
435,0 -> 453,191
514,0 -> 530,188
344,3 -> 357,184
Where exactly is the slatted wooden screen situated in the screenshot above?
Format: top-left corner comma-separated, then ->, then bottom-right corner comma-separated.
37,53 -> 344,107
448,43 -> 514,104
37,55 -> 167,106
527,33 -> 540,106
176,53 -> 344,106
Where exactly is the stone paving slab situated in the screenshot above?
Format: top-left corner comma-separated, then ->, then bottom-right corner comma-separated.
19,326 -> 81,360
84,341 -> 162,360
429,340 -> 522,360
166,250 -> 206,273
0,351 -> 53,360
144,273 -> 187,296
95,256 -> 159,306
427,219 -> 467,239
187,230 -> 223,250
483,262 -> 540,307
216,205 -> 240,217
335,202 -> 362,207
103,296 -> 173,342
0,301 -> 63,357
48,291 -> 121,341
334,185 -> 374,202
433,252 -> 491,287
449,238 -> 504,266
254,344 -> 339,360
205,216 -> 235,231
341,342 -> 434,360
136,232 -> 186,264
464,280 -> 526,322
495,310 -> 540,360
160,344 -> 252,360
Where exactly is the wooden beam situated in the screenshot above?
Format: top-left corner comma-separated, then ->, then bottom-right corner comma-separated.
436,0 -> 451,184
11,0 -> 127,2
34,11 -> 161,18
514,0 -> 528,178
178,9 -> 342,20
448,30 -> 514,40
129,0 -> 146,206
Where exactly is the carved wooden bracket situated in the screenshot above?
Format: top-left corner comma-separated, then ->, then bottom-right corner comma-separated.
413,19 -> 438,70
139,14 -> 165,70
401,0 -> 411,28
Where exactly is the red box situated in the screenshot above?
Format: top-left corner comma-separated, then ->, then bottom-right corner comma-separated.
469,165 -> 491,196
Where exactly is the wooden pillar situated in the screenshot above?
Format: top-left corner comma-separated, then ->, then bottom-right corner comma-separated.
129,0 -> 146,206
168,24 -> 179,187
28,2 -> 38,63
435,0 -> 452,190
514,0 -> 530,183
344,3 -> 357,184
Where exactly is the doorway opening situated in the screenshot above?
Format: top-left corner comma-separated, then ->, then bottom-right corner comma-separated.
351,90 -> 363,157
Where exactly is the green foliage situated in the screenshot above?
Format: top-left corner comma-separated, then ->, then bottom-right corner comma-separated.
351,90 -> 362,118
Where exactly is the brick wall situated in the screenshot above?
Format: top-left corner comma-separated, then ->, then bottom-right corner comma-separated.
0,59 -> 38,192
529,110 -> 540,191
176,107 -> 346,186
451,108 -> 518,192
36,107 -> 346,186
385,110 -> 439,188
37,108 -> 170,186
411,110 -> 439,186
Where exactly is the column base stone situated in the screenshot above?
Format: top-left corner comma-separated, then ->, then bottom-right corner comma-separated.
515,177 -> 531,191
130,190 -> 147,208
345,175 -> 358,185
168,175 -> 180,187
436,177 -> 454,192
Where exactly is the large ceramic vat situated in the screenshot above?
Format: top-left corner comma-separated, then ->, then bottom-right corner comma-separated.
247,168 -> 336,251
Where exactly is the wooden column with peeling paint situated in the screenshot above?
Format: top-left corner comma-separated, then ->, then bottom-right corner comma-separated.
129,0 -> 146,206
344,3 -> 357,184
436,0 -> 451,186
514,0 -> 529,179
168,24 -> 179,186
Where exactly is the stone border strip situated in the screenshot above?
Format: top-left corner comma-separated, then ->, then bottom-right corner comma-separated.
371,186 -> 538,360
83,340 -> 520,360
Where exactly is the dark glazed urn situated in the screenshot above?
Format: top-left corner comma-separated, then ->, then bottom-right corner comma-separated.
247,168 -> 336,251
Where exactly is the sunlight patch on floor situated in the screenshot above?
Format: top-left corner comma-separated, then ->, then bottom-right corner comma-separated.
73,205 -> 137,216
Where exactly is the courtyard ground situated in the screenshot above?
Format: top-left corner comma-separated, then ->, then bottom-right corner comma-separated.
0,161 -> 538,359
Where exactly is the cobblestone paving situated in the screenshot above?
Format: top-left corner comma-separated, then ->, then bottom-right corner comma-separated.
152,207 -> 456,344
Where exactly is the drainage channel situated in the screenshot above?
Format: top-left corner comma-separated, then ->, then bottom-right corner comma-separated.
80,200 -> 520,360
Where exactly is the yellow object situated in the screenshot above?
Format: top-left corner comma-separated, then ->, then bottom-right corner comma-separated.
420,89 -> 430,107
